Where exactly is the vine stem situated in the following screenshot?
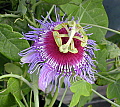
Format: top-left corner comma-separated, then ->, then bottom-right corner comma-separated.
30,9 -> 36,25
30,90 -> 33,107
48,87 -> 59,107
0,74 -> 33,89
21,91 -> 29,107
33,86 -> 39,107
107,60 -> 116,64
80,23 -> 120,34
31,0 -> 42,24
92,89 -> 120,107
100,68 -> 120,75
58,87 -> 68,107
108,70 -> 120,75
24,15 -> 38,28
32,0 -> 43,12
43,5 -> 55,23
0,14 -> 20,18
95,73 -> 116,83
0,74 -> 39,107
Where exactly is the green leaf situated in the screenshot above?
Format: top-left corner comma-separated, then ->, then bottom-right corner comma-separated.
4,63 -> 23,75
17,0 -> 27,15
43,0 -> 71,5
35,3 -> 53,19
0,18 -> 30,33
0,24 -> 30,61
0,77 -> 30,106
70,80 -> 92,107
76,84 -> 97,107
100,40 -> 120,59
107,79 -> 120,99
0,89 -> 16,107
70,91 -> 81,107
60,0 -> 108,43
70,0 -> 82,5
13,19 -> 29,33
95,49 -> 107,72
106,41 -> 120,59
13,93 -> 25,107
76,95 -> 92,107
70,80 -> 92,95
8,77 -> 30,99
7,78 -> 21,99
0,24 -> 12,31
95,75 -> 109,86
0,53 -> 10,73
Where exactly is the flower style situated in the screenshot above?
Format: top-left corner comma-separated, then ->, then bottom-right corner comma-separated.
19,15 -> 98,92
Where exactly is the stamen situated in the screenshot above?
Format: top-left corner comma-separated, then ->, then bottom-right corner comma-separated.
54,21 -> 81,53
53,21 -> 89,53
69,39 -> 78,53
59,44 -> 69,53
53,31 -> 62,47
59,21 -> 77,53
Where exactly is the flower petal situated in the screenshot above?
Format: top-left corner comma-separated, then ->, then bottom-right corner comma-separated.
38,64 -> 55,92
21,52 -> 39,63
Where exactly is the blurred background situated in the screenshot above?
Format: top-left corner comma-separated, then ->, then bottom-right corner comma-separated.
103,0 -> 120,37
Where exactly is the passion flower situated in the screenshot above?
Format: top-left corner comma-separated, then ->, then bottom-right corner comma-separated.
19,14 -> 98,92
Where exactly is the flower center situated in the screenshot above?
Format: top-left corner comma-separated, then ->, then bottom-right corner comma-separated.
53,21 -> 88,54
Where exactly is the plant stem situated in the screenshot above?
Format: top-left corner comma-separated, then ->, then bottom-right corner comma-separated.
30,9 -> 36,25
98,67 -> 120,76
24,15 -> 38,27
58,87 -> 68,107
43,5 -> 55,23
0,14 -> 20,18
21,91 -> 29,107
32,0 -> 43,12
92,89 -> 120,107
95,73 -> 116,83
81,23 -> 120,34
33,87 -> 39,107
108,70 -> 120,75
0,74 -> 33,89
48,87 -> 59,107
107,60 -> 115,64
30,90 -> 33,107
0,1 -> 10,3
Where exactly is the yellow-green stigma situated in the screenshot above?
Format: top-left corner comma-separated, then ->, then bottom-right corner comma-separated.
53,21 -> 88,53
